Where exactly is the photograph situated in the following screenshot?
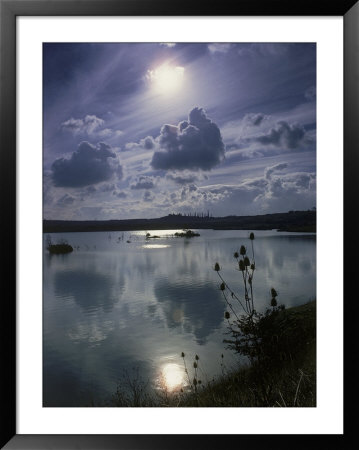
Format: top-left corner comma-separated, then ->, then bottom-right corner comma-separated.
42,42 -> 317,408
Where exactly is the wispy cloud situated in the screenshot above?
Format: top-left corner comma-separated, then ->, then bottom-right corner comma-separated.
61,115 -> 104,135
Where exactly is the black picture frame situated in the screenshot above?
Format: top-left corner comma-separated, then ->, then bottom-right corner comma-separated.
1,0 -> 357,448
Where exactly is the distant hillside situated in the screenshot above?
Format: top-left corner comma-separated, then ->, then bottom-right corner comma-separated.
43,210 -> 316,233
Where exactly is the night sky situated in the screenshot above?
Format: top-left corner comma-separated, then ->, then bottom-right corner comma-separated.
43,43 -> 316,220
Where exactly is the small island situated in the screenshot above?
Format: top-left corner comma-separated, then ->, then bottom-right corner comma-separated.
174,229 -> 200,238
47,243 -> 73,254
146,232 -> 161,239
46,235 -> 73,254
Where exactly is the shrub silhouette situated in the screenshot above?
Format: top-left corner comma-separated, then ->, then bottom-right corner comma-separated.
214,232 -> 288,369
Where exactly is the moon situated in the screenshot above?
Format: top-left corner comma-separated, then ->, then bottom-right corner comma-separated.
147,63 -> 185,95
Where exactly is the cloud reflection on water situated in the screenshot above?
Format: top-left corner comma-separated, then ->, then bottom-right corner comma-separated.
154,279 -> 225,344
54,269 -> 124,313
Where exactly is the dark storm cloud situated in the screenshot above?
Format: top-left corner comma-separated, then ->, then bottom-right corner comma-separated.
151,107 -> 225,171
255,121 -> 306,149
51,141 -> 123,188
130,176 -> 156,190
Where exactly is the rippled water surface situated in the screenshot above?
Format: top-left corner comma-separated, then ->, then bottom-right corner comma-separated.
43,229 -> 316,406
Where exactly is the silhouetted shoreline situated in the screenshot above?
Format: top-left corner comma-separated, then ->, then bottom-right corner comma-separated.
43,210 -> 316,233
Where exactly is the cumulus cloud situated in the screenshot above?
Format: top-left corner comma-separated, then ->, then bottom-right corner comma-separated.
61,115 -> 105,135
51,141 -> 123,188
124,136 -> 156,152
142,136 -> 155,149
259,171 -> 316,210
151,107 -> 225,171
255,121 -> 306,149
130,176 -> 156,190
165,163 -> 315,216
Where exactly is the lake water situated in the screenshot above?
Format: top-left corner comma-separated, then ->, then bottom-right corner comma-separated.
43,229 -> 316,406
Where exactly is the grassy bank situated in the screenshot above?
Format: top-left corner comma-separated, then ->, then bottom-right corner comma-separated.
110,301 -> 316,407
180,300 -> 316,407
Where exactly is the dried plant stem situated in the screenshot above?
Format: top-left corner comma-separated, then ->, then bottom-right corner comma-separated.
217,272 -> 248,315
293,370 -> 304,406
